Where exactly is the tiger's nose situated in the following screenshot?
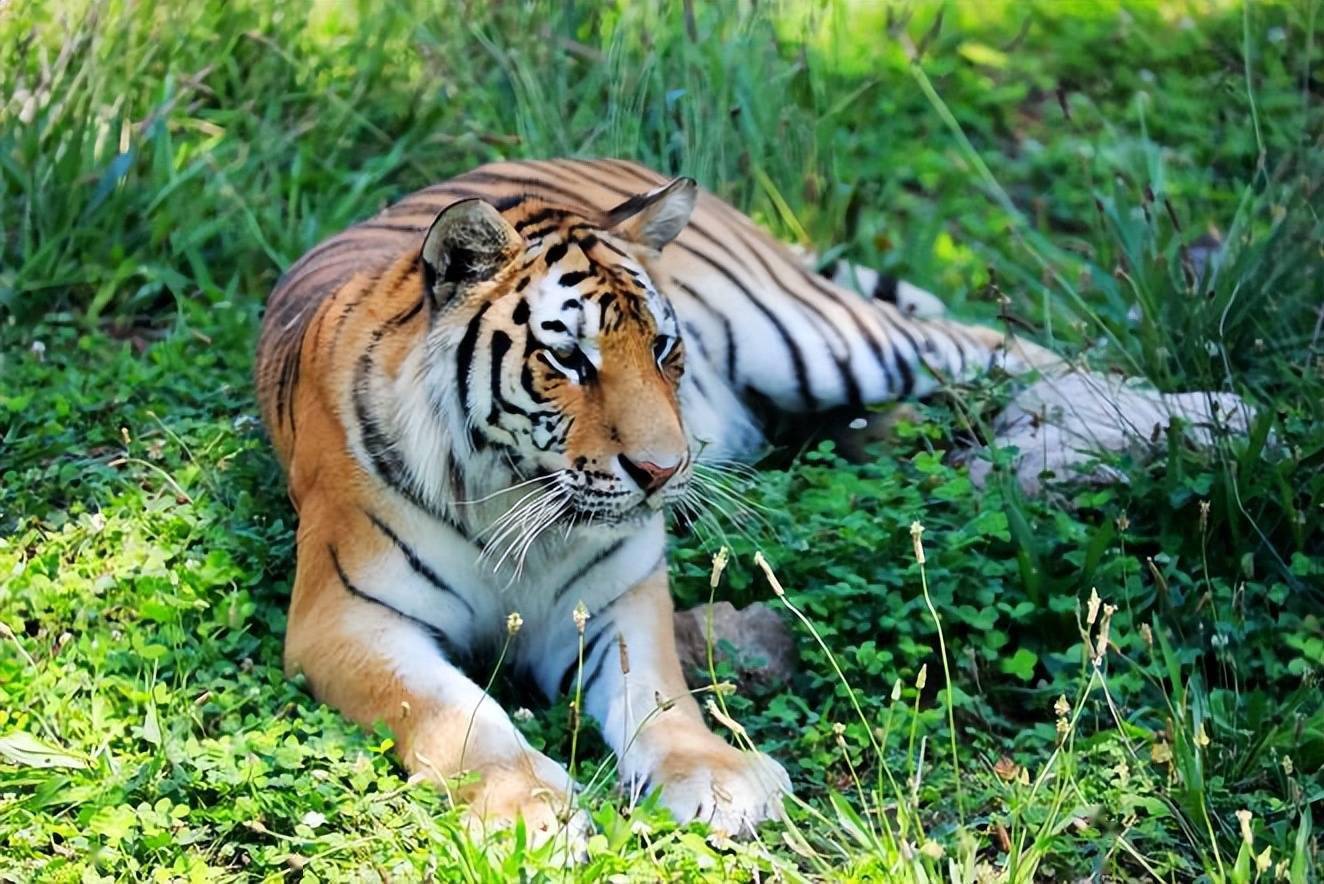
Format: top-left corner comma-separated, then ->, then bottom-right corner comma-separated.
618,454 -> 679,494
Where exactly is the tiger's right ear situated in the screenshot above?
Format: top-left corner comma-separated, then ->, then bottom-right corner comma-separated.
602,177 -> 698,251
420,199 -> 524,308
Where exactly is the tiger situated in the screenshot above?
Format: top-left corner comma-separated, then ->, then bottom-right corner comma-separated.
254,157 -> 1065,845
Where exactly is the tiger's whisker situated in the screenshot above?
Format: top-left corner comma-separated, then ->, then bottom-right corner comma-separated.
478,487 -> 566,560
492,491 -> 570,576
478,483 -> 564,541
511,499 -> 569,580
455,470 -> 565,506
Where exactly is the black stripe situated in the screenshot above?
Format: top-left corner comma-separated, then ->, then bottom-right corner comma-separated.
511,298 -> 529,324
723,219 -> 911,401
328,544 -> 461,660
674,282 -> 738,381
940,327 -> 971,380
680,321 -> 712,363
353,354 -> 412,491
520,329 -> 549,405
487,330 -> 531,423
454,171 -> 590,211
877,308 -> 925,396
717,226 -> 862,406
834,294 -> 902,396
356,219 -> 427,234
514,207 -> 565,232
590,158 -> 663,187
688,366 -> 711,402
873,273 -> 899,303
276,230 -> 402,292
675,242 -> 816,409
777,254 -> 916,399
273,334 -> 304,432
365,512 -> 476,617
388,298 -> 424,328
559,618 -> 615,697
543,240 -> 569,266
553,539 -> 627,604
395,185 -> 512,216
837,353 -> 864,411
720,222 -> 855,351
455,301 -> 492,418
581,634 -> 617,697
686,180 -> 917,400
522,222 -> 567,241
490,193 -> 526,212
352,352 -> 454,524
591,235 -> 632,260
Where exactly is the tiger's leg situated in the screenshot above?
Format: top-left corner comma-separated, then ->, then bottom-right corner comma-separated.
283,534 -> 587,847
534,566 -> 791,836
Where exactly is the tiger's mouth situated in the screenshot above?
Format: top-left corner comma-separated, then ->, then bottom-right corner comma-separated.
562,481 -> 689,527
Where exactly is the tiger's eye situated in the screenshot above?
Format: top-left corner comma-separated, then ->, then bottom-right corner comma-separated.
544,345 -> 596,384
653,335 -> 676,363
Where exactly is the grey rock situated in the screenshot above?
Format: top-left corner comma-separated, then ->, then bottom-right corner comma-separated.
673,601 -> 797,693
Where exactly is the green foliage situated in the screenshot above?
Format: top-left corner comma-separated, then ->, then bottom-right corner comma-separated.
2,0 -> 1321,880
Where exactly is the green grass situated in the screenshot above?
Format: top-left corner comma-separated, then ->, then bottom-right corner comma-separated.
2,0 -> 1322,880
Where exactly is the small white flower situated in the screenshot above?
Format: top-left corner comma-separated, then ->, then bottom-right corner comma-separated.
1235,809 -> 1253,845
301,810 -> 326,829
909,521 -> 925,564
709,546 -> 729,590
512,707 -> 534,722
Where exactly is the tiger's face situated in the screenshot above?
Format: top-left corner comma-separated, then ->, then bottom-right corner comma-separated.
420,179 -> 698,526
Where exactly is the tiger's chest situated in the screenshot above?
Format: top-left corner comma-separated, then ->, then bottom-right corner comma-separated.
360,501 -> 669,654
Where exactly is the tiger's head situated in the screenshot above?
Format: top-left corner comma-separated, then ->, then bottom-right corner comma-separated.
419,178 -> 698,527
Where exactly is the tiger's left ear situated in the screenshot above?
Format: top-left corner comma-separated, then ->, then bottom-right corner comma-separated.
603,177 -> 698,251
420,198 -> 524,308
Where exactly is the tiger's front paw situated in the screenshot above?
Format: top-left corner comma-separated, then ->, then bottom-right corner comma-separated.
645,741 -> 792,837
455,755 -> 591,858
